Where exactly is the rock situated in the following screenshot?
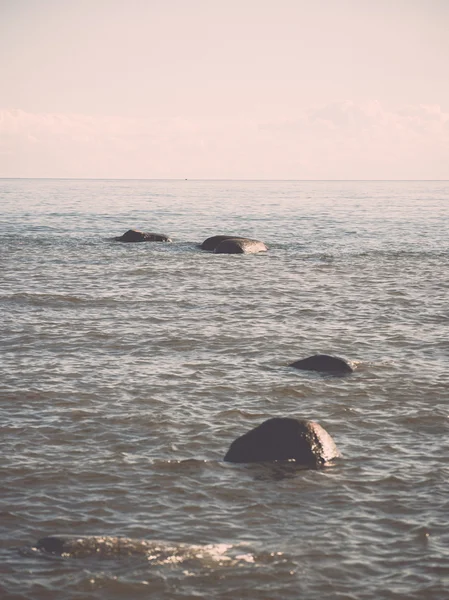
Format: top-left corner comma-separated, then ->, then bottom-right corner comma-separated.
215,238 -> 268,254
223,417 -> 340,465
35,535 -> 157,558
200,235 -> 246,251
289,354 -> 353,375
33,535 -> 233,562
114,229 -> 172,243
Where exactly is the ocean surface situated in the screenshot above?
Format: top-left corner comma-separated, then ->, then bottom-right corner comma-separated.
0,179 -> 448,600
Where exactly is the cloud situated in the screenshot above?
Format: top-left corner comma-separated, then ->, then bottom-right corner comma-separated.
258,101 -> 449,179
1,102 -> 448,179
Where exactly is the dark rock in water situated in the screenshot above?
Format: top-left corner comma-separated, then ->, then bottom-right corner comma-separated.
36,535 -> 157,557
215,238 -> 268,254
223,417 -> 340,465
115,229 -> 172,243
289,354 -> 353,375
36,535 -> 66,555
200,235 -> 246,251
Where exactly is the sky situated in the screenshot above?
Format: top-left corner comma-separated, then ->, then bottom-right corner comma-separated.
1,0 -> 448,179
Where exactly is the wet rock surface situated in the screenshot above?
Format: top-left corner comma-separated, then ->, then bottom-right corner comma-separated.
289,354 -> 353,375
224,417 -> 340,465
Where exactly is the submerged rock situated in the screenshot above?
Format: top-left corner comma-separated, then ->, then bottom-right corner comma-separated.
32,535 -> 246,564
35,535 -> 159,558
215,238 -> 268,254
114,229 -> 172,243
289,354 -> 353,375
223,417 -> 340,465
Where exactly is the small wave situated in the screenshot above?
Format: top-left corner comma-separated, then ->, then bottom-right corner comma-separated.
1,292 -> 119,308
2,292 -> 85,306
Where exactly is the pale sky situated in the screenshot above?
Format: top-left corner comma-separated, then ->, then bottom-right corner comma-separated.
1,0 -> 448,179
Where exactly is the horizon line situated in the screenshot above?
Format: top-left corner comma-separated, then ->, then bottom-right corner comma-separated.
1,177 -> 449,182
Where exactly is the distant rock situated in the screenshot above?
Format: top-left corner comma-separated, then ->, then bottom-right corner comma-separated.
200,235 -> 268,254
289,354 -> 353,375
200,235 -> 246,251
114,229 -> 172,243
215,238 -> 268,254
224,417 -> 340,465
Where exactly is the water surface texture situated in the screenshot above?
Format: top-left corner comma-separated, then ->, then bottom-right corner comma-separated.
1,179 -> 448,599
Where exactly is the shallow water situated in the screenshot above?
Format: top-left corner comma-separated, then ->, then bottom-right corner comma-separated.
1,179 -> 448,599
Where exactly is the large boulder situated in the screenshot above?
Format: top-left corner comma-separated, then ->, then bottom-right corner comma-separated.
289,354 -> 353,375
223,417 -> 340,466
114,229 -> 172,243
215,237 -> 268,254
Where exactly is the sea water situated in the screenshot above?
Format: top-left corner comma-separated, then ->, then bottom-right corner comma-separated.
1,179 -> 448,599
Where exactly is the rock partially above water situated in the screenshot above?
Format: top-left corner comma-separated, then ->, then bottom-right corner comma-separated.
201,235 -> 268,254
289,354 -> 353,375
114,229 -> 172,243
200,235 -> 246,251
223,417 -> 340,466
215,238 -> 268,254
